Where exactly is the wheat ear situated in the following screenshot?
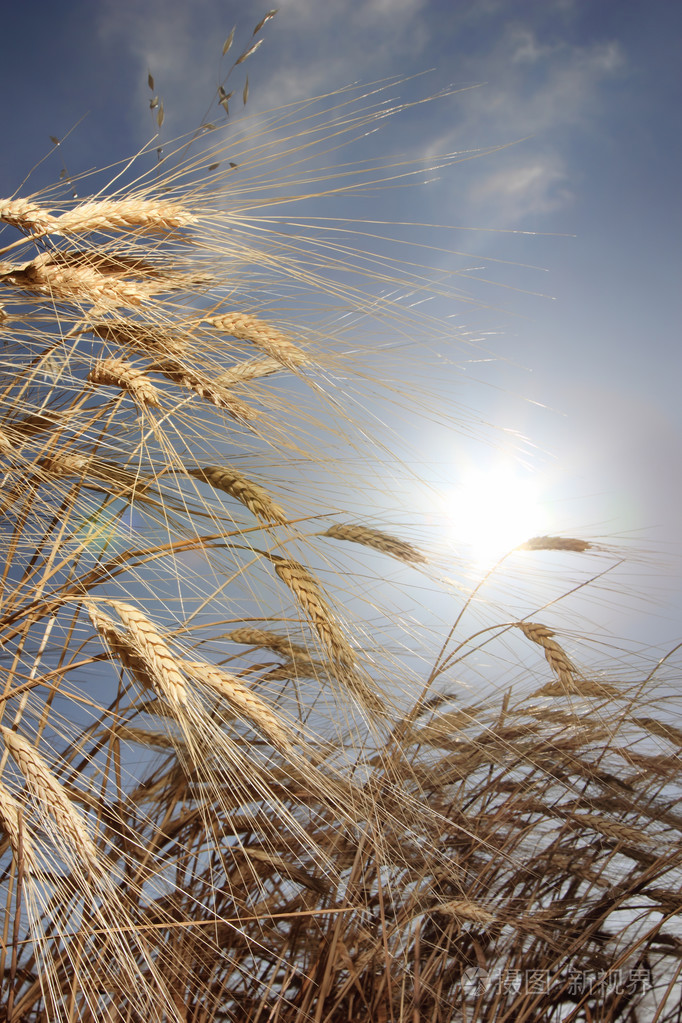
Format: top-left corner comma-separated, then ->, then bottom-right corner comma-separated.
187,464 -> 287,524
216,355 -> 284,385
0,198 -> 56,235
88,319 -> 190,358
152,358 -> 259,420
185,659 -> 294,753
269,555 -> 384,712
1,727 -> 100,870
323,522 -> 427,564
516,621 -> 576,689
0,783 -> 38,874
88,357 -> 162,408
206,312 -> 308,366
89,602 -> 189,708
52,199 -> 195,235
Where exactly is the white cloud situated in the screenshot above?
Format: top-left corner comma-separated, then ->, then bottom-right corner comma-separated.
469,155 -> 573,222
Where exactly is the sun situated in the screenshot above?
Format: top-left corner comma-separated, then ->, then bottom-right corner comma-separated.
443,459 -> 551,567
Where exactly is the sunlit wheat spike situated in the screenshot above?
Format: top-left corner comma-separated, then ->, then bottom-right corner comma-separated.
38,451 -> 92,477
0,427 -> 12,455
184,659 -> 294,753
516,621 -> 576,689
432,899 -> 495,924
187,464 -> 287,524
518,535 -> 593,553
206,312 -> 309,367
0,197 -> 56,235
269,554 -> 385,712
323,522 -> 427,564
95,601 -> 189,708
216,355 -> 284,385
2,252 -> 152,308
534,676 -> 620,698
113,725 -> 180,751
88,357 -> 162,408
269,556 -> 356,669
634,716 -> 682,747
222,627 -> 310,658
1,727 -> 100,870
152,357 -> 259,419
52,198 -> 195,235
87,604 -> 163,694
0,782 -> 38,874
88,319 -> 190,358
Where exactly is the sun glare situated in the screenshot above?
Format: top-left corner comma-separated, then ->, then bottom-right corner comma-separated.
444,461 -> 551,567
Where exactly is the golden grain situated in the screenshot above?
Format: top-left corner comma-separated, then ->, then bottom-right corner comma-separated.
187,464 -> 286,524
89,319 -> 190,359
324,522 -> 427,564
216,355 -> 284,385
0,783 -> 38,874
518,535 -> 593,553
516,621 -> 576,689
1,727 -> 100,870
53,199 -> 195,235
0,198 -> 55,236
152,358 -> 259,419
185,659 -> 293,753
88,357 -> 162,407
207,312 -> 308,366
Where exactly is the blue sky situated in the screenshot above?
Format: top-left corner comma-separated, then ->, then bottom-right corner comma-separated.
2,0 -> 681,652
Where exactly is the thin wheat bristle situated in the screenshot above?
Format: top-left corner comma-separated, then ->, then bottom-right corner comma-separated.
1,727 -> 100,870
207,312 -> 309,366
185,659 -> 294,753
88,357 -> 162,407
516,620 -> 576,688
187,464 -> 287,524
324,521 -> 427,564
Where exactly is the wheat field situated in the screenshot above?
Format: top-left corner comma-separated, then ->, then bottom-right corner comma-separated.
0,17 -> 681,1023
